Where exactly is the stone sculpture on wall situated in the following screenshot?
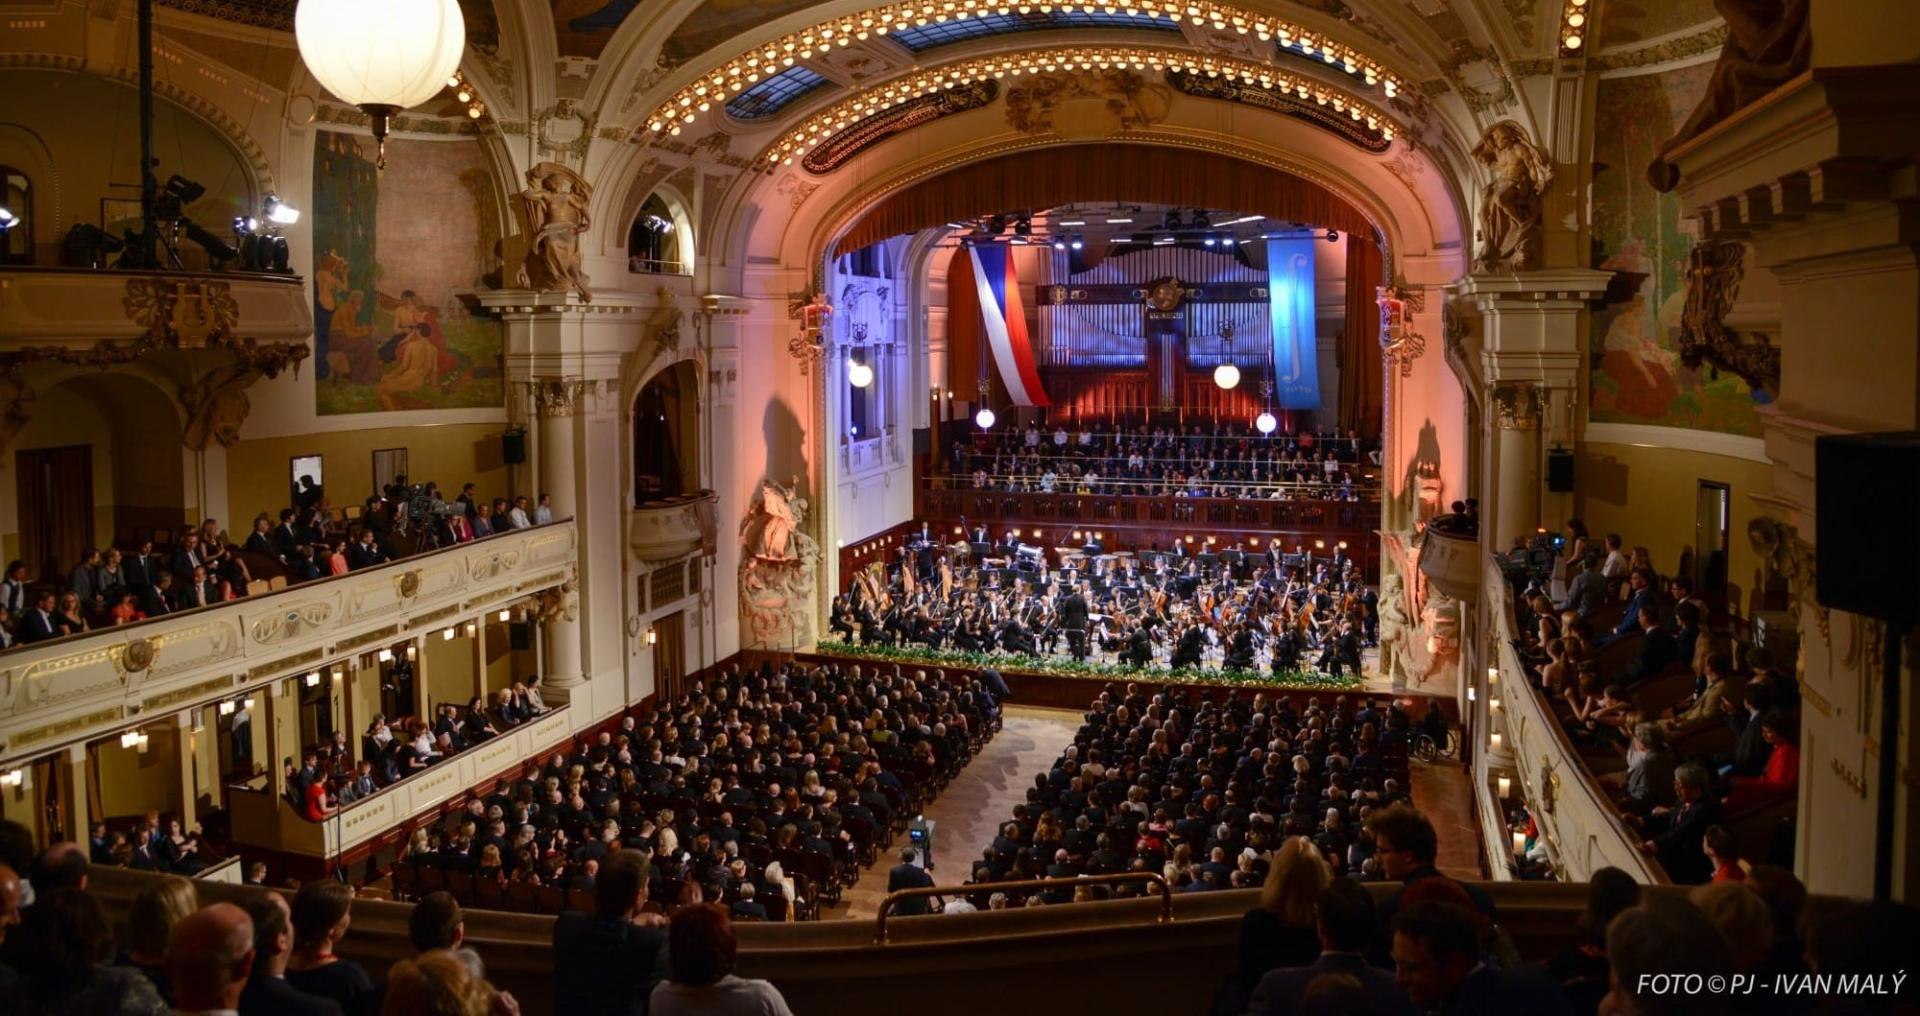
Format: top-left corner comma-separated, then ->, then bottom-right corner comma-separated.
516,161 -> 594,302
739,476 -> 820,649
1647,0 -> 1810,191
1470,121 -> 1554,272
179,364 -> 259,451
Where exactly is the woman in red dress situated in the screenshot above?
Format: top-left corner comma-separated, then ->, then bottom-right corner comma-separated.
1722,712 -> 1800,813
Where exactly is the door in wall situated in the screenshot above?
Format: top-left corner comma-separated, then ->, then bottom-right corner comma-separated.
15,445 -> 94,581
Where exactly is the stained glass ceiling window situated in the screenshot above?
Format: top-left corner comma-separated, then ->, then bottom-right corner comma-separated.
887,9 -> 1183,52
725,66 -> 830,120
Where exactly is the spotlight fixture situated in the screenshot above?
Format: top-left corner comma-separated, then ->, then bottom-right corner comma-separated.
1051,236 -> 1068,251
987,214 -> 1008,235
1163,209 -> 1183,231
1013,215 -> 1033,237
264,194 -> 301,225
1203,234 -> 1218,247
1325,229 -> 1340,243
1191,211 -> 1212,230
847,358 -> 874,388
1069,234 -> 1084,250
0,206 -> 16,233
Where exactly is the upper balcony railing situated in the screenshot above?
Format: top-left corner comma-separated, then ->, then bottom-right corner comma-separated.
0,521 -> 577,768
1487,558 -> 1666,883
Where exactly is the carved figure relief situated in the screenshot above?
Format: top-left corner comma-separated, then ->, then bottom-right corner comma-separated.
1647,0 -> 1810,191
516,161 -> 594,302
1676,241 -> 1780,396
1491,382 -> 1544,430
179,364 -> 261,451
1748,517 -> 1826,645
739,476 -> 821,649
644,287 -> 684,353
1470,121 -> 1554,273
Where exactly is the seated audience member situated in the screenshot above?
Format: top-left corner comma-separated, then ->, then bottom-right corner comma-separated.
16,590 -> 58,644
346,530 -> 389,571
1618,722 -> 1677,815
553,849 -> 670,1016
13,887 -> 169,1015
1689,882 -> 1773,976
1701,826 -> 1746,884
244,515 -> 282,561
729,882 -> 767,922
382,949 -> 516,1016
1247,877 -> 1414,1016
0,560 -> 27,615
284,880 -> 379,1016
140,573 -> 176,618
1368,804 -> 1495,934
122,874 -> 197,1004
167,903 -> 256,1016
1601,568 -> 1659,648
1602,896 -> 1732,1016
649,904 -> 794,1016
1661,652 -> 1731,737
1636,764 -> 1720,884
1391,901 -> 1569,1014
1742,866 -> 1810,984
408,892 -> 465,955
238,889 -> 344,1016
1616,605 -> 1677,684
1540,867 -> 1640,1016
52,591 -> 88,638
1721,713 -> 1800,812
1232,836 -> 1331,1005
887,847 -> 937,914
68,548 -> 105,614
107,593 -> 145,626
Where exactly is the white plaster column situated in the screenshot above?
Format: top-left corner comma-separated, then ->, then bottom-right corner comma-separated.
62,744 -> 89,843
173,710 -> 198,828
1488,382 -> 1546,552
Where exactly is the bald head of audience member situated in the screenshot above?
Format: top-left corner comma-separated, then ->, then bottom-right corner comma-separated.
168,902 -> 255,1012
29,841 -> 87,897
239,890 -> 296,978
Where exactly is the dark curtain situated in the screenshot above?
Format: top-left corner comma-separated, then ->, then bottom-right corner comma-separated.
837,145 -> 1373,256
16,445 -> 93,581
1337,239 -> 1384,437
633,370 -> 686,502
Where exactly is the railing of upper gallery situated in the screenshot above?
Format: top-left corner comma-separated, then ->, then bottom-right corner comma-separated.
1487,558 -> 1667,883
0,522 -> 578,770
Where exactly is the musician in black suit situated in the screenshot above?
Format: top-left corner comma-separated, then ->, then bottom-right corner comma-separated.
999,615 -> 1035,655
1223,624 -> 1256,670
1126,624 -> 1155,666
1060,583 -> 1091,661
1170,622 -> 1205,670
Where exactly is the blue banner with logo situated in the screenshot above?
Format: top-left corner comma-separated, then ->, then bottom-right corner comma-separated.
1267,237 -> 1320,409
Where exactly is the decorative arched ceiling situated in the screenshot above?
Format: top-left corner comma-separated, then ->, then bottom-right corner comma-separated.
831,143 -> 1375,253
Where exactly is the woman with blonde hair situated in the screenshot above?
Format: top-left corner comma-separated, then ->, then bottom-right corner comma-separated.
123,873 -> 197,1004
1229,836 -> 1332,1008
382,949 -> 516,1016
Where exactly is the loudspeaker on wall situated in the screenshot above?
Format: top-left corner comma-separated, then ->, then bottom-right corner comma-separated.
501,429 -> 527,465
1815,432 -> 1920,626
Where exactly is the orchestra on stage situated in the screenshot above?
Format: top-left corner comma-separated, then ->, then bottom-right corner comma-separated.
830,522 -> 1377,678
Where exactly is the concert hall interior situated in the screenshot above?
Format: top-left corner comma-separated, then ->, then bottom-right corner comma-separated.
0,0 -> 1917,1012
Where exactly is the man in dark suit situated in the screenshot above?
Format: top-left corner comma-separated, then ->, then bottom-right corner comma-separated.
1060,583 -> 1091,660
243,515 -> 282,563
1126,624 -> 1155,666
1617,605 -> 1678,683
171,532 -> 207,584
1602,567 -> 1660,647
171,565 -> 216,611
551,849 -> 670,1016
272,509 -> 306,559
1248,878 -> 1415,1016
1392,901 -> 1572,1015
1638,762 -> 1720,883
142,572 -> 177,617
1719,683 -> 1776,778
238,890 -> 344,1016
346,531 -> 388,570
1170,622 -> 1205,670
886,847 -> 937,915
16,591 -> 57,644
122,543 -> 161,592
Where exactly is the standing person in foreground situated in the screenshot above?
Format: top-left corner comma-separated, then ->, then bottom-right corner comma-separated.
649,904 -> 794,1016
553,848 -> 671,1016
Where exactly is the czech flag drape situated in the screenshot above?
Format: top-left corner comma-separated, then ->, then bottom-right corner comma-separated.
966,244 -> 1050,407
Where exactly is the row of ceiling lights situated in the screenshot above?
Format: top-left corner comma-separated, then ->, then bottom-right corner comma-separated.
1558,0 -> 1589,52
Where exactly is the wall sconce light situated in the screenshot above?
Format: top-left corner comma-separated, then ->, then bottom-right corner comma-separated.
305,671 -> 321,688
1490,697 -> 1502,712
218,700 -> 236,717
443,627 -> 457,641
1185,535 -> 1195,544
1489,732 -> 1503,751
332,665 -> 345,681
1512,830 -> 1527,858
1072,530 -> 1083,541
1338,541 -> 1348,549
406,643 -> 418,660
0,769 -> 23,789
497,609 -> 510,622
120,730 -> 150,753
1497,776 -> 1512,799
646,627 -> 658,646
378,648 -> 394,663
1467,686 -> 1476,702
244,697 -> 256,710
1314,539 -> 1326,549
1488,666 -> 1500,684
465,620 -> 478,637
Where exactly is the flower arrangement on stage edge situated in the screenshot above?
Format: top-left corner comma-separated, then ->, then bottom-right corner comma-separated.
808,641 -> 1364,691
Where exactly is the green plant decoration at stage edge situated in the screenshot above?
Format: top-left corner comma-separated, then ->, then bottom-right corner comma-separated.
810,642 -> 1364,691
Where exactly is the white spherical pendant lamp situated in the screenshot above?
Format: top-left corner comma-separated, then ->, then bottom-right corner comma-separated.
975,407 -> 997,429
296,0 -> 466,167
847,360 -> 874,388
1256,411 -> 1277,434
1213,362 -> 1242,390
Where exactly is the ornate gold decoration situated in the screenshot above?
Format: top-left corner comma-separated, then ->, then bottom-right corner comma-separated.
0,276 -> 308,378
397,569 -> 423,600
1676,241 -> 1780,396
647,0 -> 1401,140
250,603 -> 334,644
1492,382 -> 1544,431
643,288 -> 684,353
1539,753 -> 1560,815
1004,67 -> 1171,136
1165,69 -> 1391,152
801,80 -> 998,174
787,291 -> 832,374
117,636 -> 158,674
1377,285 -> 1427,378
1144,278 -> 1188,313
532,379 -> 587,416
752,47 -> 1393,167
1471,121 -> 1554,272
533,571 -> 579,623
179,363 -> 259,451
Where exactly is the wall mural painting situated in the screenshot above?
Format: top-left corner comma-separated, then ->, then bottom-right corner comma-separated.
552,0 -> 638,59
310,132 -> 504,415
661,0 -> 817,63
460,0 -> 502,55
1588,63 -> 1763,437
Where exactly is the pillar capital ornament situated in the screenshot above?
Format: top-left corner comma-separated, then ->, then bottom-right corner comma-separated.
1491,381 -> 1544,430
530,378 -> 587,417
1377,285 -> 1428,378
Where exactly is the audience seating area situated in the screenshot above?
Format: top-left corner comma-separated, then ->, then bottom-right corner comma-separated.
1507,525 -> 1802,884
